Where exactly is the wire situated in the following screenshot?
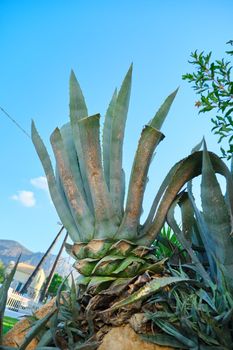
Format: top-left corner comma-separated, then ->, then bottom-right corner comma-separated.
0,106 -> 31,139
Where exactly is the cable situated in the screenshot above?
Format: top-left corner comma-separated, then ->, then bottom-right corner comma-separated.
0,106 -> 31,139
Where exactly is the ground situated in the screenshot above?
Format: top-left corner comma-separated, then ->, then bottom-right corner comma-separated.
3,316 -> 18,334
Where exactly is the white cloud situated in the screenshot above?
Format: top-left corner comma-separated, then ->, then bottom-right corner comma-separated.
11,191 -> 36,207
30,176 -> 48,192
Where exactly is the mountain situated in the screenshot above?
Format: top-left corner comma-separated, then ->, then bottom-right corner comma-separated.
0,239 -> 75,278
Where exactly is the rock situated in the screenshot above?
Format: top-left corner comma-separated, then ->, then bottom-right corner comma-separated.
3,298 -> 55,350
97,324 -> 174,350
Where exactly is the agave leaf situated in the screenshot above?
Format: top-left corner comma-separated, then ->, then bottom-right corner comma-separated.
92,255 -> 125,275
138,151 -> 233,246
201,142 -> 233,289
140,333 -> 189,348
74,341 -> 101,350
69,70 -> 88,123
0,256 -> 20,344
154,319 -> 197,348
60,123 -> 87,202
191,138 -> 204,153
78,114 -> 119,238
187,184 -> 217,279
120,168 -> 125,213
87,276 -> 116,288
179,192 -> 195,242
18,309 -> 57,350
142,160 -> 183,234
149,88 -> 179,130
69,70 -> 94,213
117,125 -> 165,240
36,329 -> 53,347
166,194 -> 212,284
35,347 -> 60,350
139,258 -> 167,274
31,121 -> 80,242
109,65 -> 132,218
50,127 -> 94,241
102,89 -> 117,189
112,256 -> 144,274
105,276 -> 189,312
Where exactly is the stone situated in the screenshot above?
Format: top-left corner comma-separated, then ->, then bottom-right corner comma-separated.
97,324 -> 174,350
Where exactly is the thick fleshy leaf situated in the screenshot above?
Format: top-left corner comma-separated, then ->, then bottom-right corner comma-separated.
92,255 -> 125,276
149,88 -> 179,130
87,276 -> 116,294
154,319 -> 198,348
201,142 -> 233,289
109,65 -> 132,218
166,194 -> 212,284
187,183 -> 217,279
60,123 -> 87,202
75,258 -> 98,276
69,70 -> 88,120
142,159 -> 183,234
0,256 -> 20,344
37,329 -> 53,347
84,239 -> 112,259
50,127 -> 94,241
18,310 -> 57,350
102,89 -> 117,189
138,257 -> 167,274
31,121 -> 80,242
69,70 -> 94,213
105,276 -> 189,311
112,256 -> 144,275
78,114 -> 119,237
117,125 -> 164,240
109,239 -> 135,256
137,151 -> 233,246
140,333 -> 189,348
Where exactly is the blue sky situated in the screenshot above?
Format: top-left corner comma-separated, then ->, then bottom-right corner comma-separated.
0,0 -> 232,254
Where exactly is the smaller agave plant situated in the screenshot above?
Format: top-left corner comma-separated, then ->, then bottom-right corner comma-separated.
142,148 -> 233,349
30,66 -> 233,349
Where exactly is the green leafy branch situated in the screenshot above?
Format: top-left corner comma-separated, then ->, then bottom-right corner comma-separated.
182,41 -> 233,159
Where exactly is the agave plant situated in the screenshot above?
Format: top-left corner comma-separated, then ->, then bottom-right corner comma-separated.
30,66 -> 233,348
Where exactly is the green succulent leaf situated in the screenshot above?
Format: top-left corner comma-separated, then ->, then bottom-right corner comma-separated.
78,114 -> 119,237
0,256 -> 20,344
37,329 -> 53,347
138,151 -> 233,246
50,127 -> 94,241
167,193 -> 212,284
140,333 -> 189,348
31,121 -> 80,242
69,70 -> 94,214
18,309 -> 57,350
109,65 -> 132,218
154,319 -> 198,348
105,276 -> 189,311
60,123 -> 87,204
103,89 -> 117,189
201,141 -> 233,289
117,125 -> 164,240
149,88 -> 179,130
69,70 -> 88,120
